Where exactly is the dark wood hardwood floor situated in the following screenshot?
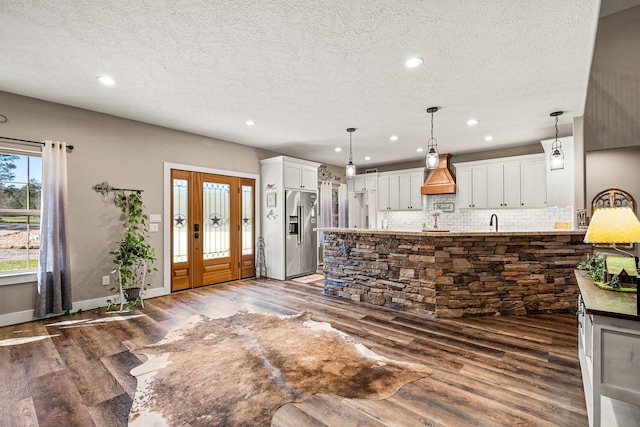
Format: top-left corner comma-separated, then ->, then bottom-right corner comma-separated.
0,276 -> 587,426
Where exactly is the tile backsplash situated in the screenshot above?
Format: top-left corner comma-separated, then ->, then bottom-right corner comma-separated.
382,194 -> 574,231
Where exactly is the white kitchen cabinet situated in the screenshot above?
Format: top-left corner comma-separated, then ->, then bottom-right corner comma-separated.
520,158 -> 546,207
456,154 -> 545,209
456,165 -> 488,209
284,161 -> 317,190
379,168 -> 423,211
576,270 -> 640,427
398,171 -> 424,210
487,162 -> 521,208
504,162 -> 522,207
347,173 -> 378,228
351,174 -> 377,192
378,174 -> 400,211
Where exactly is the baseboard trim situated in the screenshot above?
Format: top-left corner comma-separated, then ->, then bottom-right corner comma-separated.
0,287 -> 169,327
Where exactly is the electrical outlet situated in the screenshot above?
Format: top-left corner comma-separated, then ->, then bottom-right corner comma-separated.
102,276 -> 110,286
149,223 -> 159,232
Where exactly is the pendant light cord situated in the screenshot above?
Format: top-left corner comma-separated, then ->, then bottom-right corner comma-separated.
349,131 -> 353,162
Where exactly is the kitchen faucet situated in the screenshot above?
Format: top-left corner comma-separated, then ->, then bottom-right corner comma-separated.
489,214 -> 498,232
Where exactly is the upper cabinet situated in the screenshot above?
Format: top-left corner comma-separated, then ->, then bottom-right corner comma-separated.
378,174 -> 400,210
399,171 -> 425,210
487,162 -> 520,208
455,154 -> 546,209
456,165 -> 488,209
520,158 -> 546,207
378,168 -> 424,211
348,173 -> 377,193
284,160 -> 318,190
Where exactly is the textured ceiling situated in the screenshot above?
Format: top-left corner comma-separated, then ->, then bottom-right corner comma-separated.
0,1 -> 602,168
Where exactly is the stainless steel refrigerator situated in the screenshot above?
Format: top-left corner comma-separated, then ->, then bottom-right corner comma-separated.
285,190 -> 317,279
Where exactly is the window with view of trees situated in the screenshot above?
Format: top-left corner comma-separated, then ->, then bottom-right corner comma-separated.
0,153 -> 42,272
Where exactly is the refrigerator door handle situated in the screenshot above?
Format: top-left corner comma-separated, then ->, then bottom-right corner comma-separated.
298,205 -> 303,245
299,205 -> 304,245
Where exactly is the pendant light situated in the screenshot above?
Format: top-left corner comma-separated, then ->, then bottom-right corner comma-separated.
549,111 -> 564,170
345,127 -> 357,178
426,107 -> 440,169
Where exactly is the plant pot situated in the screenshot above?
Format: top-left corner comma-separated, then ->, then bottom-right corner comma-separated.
123,287 -> 141,302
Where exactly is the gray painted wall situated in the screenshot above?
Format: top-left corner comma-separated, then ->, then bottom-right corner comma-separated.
0,90 -> 283,316
584,5 -> 640,151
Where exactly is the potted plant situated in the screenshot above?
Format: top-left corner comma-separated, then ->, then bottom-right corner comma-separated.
110,191 -> 156,308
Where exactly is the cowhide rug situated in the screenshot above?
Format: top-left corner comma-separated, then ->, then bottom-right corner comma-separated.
129,311 -> 431,426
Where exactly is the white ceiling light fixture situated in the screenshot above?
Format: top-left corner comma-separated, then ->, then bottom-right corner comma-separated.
390,135 -> 399,141
345,128 -> 357,178
405,57 -> 424,68
334,147 -> 342,152
467,119 -> 478,126
549,111 -> 564,170
97,75 -> 115,86
484,135 -> 494,141
245,120 -> 255,126
416,147 -> 424,153
365,156 -> 371,161
425,107 -> 440,170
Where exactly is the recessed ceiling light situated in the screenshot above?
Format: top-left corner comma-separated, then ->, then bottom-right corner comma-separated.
335,147 -> 342,152
364,156 -> 371,161
416,147 -> 424,153
484,135 -> 494,141
97,75 -> 115,86
405,57 -> 424,68
245,120 -> 255,126
390,135 -> 399,141
467,119 -> 479,126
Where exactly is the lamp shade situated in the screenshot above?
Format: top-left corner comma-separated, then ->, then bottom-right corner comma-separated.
584,207 -> 640,244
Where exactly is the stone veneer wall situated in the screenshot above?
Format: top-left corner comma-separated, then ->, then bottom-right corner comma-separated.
323,231 -> 592,318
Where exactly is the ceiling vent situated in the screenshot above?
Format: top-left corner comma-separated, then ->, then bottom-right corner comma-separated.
421,153 -> 456,195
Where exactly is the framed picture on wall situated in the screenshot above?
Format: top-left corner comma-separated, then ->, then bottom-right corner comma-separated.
434,202 -> 454,212
267,192 -> 277,207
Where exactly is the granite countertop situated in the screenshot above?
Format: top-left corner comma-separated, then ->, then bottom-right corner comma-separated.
575,269 -> 638,321
315,227 -> 587,237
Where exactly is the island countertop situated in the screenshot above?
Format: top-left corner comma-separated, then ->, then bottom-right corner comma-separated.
316,227 -> 586,238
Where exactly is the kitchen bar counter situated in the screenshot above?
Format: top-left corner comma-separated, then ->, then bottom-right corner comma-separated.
316,227 -> 587,237
317,227 -> 591,318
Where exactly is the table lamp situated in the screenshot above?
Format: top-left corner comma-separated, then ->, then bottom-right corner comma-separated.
583,207 -> 640,296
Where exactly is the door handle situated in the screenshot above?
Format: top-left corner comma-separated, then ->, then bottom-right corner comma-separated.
298,205 -> 303,245
194,223 -> 200,232
194,232 -> 200,239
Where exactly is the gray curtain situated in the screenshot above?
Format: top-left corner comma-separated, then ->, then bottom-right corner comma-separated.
35,141 -> 71,317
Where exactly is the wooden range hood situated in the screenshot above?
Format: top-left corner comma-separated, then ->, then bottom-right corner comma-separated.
421,153 -> 456,195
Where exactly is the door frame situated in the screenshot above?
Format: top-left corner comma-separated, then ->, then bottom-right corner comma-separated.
163,162 -> 260,295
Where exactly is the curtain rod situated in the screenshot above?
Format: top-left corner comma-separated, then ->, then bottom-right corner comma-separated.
0,136 -> 74,151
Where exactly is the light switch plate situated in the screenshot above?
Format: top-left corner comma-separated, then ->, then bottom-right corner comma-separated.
149,223 -> 159,232
149,214 -> 162,223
